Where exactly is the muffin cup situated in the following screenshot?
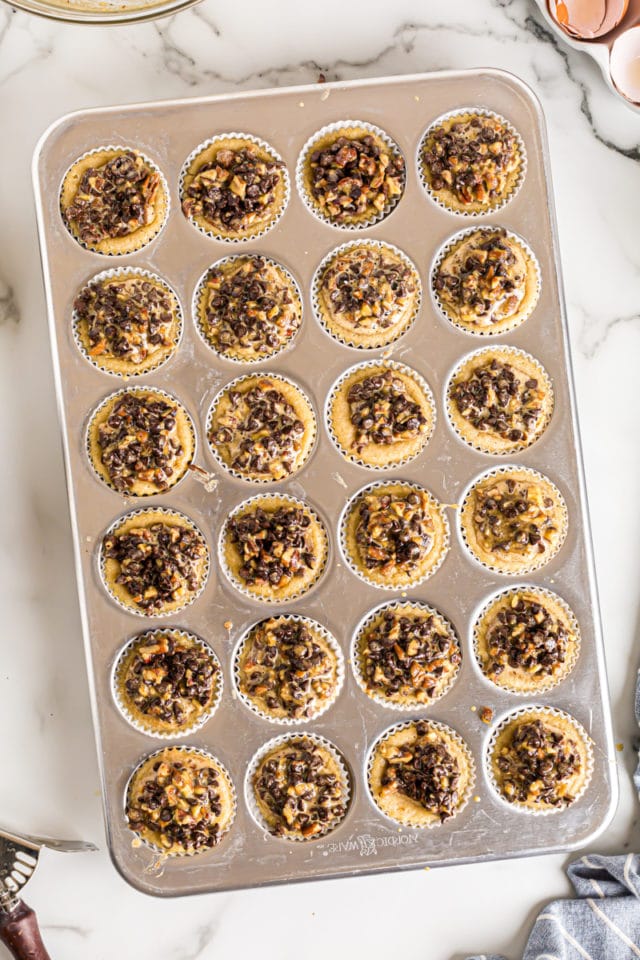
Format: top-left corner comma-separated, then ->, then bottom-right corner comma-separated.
245,732 -> 351,841
296,121 -> 406,230
219,493 -> 329,604
311,239 -> 421,351
124,745 -> 237,856
205,372 -> 317,484
232,615 -> 344,725
351,600 -> 461,710
99,507 -> 210,618
445,345 -> 553,454
325,359 -> 435,469
192,255 -> 303,364
179,133 -> 290,243
72,267 -> 184,379
485,705 -> 594,815
112,628 -> 223,738
366,719 -> 475,828
417,109 -> 526,217
339,480 -> 450,590
86,386 -> 197,496
471,585 -> 581,695
431,227 -> 541,337
458,465 -> 568,576
60,145 -> 170,255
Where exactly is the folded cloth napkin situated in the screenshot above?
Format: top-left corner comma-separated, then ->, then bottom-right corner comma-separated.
466,672 -> 640,959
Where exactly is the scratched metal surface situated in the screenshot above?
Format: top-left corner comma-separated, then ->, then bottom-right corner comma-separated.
32,70 -> 617,896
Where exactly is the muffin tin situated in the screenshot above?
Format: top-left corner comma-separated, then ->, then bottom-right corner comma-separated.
33,69 -> 616,896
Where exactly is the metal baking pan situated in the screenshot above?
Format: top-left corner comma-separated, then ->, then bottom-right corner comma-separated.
32,69 -> 617,896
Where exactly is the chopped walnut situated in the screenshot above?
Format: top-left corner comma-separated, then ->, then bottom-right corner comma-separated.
354,489 -> 434,573
308,134 -> 404,222
495,718 -> 582,807
321,246 -> 415,332
228,504 -> 319,590
451,356 -> 547,444
470,476 -> 560,559
347,369 -> 427,453
483,594 -> 571,681
379,721 -> 462,821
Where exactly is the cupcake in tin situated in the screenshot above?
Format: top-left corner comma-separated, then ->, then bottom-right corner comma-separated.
249,735 -> 350,839
195,255 -> 302,362
207,374 -> 316,483
474,587 -> 579,694
101,509 -> 209,617
328,361 -> 434,468
61,147 -> 168,255
181,135 -> 288,241
446,347 -> 553,454
459,467 -> 567,575
354,601 -> 461,708
87,388 -> 195,496
114,629 -> 221,736
235,616 -> 342,722
73,270 -> 182,377
432,228 -> 539,336
368,720 -> 474,827
489,707 -> 592,812
125,747 -> 235,855
298,123 -> 405,227
314,241 -> 419,349
419,112 -> 524,214
341,481 -> 449,589
221,495 -> 328,603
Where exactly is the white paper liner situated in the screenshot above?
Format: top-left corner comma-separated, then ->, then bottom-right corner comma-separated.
338,480 -> 450,590
365,718 -> 476,828
60,145 -> 170,255
99,507 -> 210,618
325,359 -> 436,470
458,465 -> 569,576
351,599 -> 461,711
232,615 -> 344,725
85,386 -> 197,497
218,493 -> 329,604
192,254 -> 303,364
245,732 -> 351,841
471,584 -> 581,695
178,133 -> 290,243
72,267 -> 184,378
430,227 -> 541,337
124,745 -> 237,856
205,372 -> 317,484
310,239 -> 421,351
444,345 -> 553,455
485,705 -> 594,816
112,628 -> 222,738
296,120 -> 406,230
416,109 -> 527,217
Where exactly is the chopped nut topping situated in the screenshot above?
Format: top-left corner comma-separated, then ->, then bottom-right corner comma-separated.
308,134 -> 404,222
228,504 -> 319,589
495,718 -> 582,807
321,246 -> 415,332
121,633 -> 218,728
479,706 -> 494,724
210,380 -> 310,480
347,370 -> 427,453
240,618 -> 337,719
182,147 -> 284,233
65,151 -> 160,245
354,489 -> 434,574
127,754 -> 229,852
254,738 -> 347,837
483,594 -> 571,681
470,475 -> 560,560
423,116 -> 519,207
202,256 -> 300,359
434,230 -> 526,328
380,721 -> 462,821
74,276 -> 176,366
361,608 -> 460,702
95,392 -> 187,493
104,521 -> 206,612
451,357 -> 547,445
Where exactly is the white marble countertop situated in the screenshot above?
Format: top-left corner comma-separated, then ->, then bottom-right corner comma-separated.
1,1 -> 639,957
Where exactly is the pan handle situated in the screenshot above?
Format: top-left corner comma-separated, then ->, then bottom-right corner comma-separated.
0,901 -> 51,960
